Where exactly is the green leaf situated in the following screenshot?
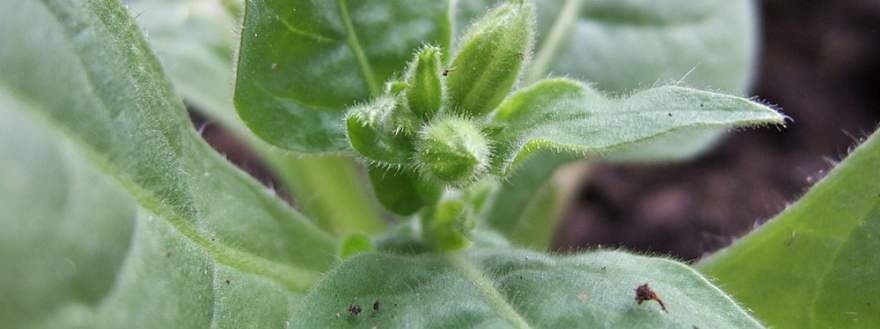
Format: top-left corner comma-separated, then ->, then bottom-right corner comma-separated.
129,0 -> 386,236
697,129 -> 880,328
128,0 -> 241,126
0,0 -> 335,326
291,249 -> 764,328
234,0 -> 451,152
490,79 -> 784,174
525,0 -> 756,93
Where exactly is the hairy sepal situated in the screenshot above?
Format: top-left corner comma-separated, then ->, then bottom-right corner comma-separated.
446,0 -> 535,118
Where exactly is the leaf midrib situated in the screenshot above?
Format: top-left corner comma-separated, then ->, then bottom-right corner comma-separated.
337,0 -> 380,96
448,254 -> 533,329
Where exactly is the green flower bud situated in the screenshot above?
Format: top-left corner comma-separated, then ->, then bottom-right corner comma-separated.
405,45 -> 444,122
422,196 -> 475,251
416,117 -> 491,185
345,96 -> 414,165
446,0 -> 535,118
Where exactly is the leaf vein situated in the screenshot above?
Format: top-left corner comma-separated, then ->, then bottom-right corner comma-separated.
337,0 -> 380,96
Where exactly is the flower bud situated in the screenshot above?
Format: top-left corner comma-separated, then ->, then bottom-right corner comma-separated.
345,96 -> 414,165
446,0 -> 535,117
416,117 -> 490,185
405,45 -> 444,121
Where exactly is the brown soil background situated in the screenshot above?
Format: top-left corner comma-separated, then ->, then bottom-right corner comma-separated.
192,0 -> 880,262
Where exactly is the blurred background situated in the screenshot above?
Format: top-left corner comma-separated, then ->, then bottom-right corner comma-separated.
190,0 -> 880,261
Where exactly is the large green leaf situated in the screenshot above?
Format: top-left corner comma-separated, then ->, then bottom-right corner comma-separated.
129,0 -> 386,236
453,0 -> 757,93
490,79 -> 784,174
0,0 -> 336,326
234,0 -> 451,152
525,0 -> 756,92
698,129 -> 880,328
291,249 -> 764,328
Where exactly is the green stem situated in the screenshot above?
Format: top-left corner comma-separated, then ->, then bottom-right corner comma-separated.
265,153 -> 385,236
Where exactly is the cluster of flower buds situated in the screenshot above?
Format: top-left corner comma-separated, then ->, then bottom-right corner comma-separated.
345,0 -> 534,187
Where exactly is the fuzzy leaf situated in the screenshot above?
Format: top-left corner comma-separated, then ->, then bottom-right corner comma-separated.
524,0 -> 756,93
234,0 -> 451,152
489,79 -> 783,174
291,249 -> 763,328
0,0 -> 335,326
698,130 -> 880,328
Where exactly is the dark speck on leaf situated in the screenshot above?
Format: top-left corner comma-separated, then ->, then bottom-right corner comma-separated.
373,300 -> 380,311
635,283 -> 668,312
348,304 -> 362,316
443,67 -> 457,76
165,252 -> 172,258
225,279 -> 230,284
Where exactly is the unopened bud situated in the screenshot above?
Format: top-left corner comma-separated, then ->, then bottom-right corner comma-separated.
416,117 -> 491,185
446,0 -> 535,117
405,45 -> 444,121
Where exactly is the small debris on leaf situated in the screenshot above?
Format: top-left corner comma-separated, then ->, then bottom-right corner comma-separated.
348,304 -> 362,316
373,300 -> 380,311
442,66 -> 457,76
635,283 -> 668,312
785,231 -> 798,246
225,279 -> 230,284
165,252 -> 172,258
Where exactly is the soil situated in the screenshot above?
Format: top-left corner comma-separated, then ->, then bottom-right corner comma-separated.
191,0 -> 880,262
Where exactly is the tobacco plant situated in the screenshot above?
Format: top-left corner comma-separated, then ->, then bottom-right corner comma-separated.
2,0 -> 878,328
